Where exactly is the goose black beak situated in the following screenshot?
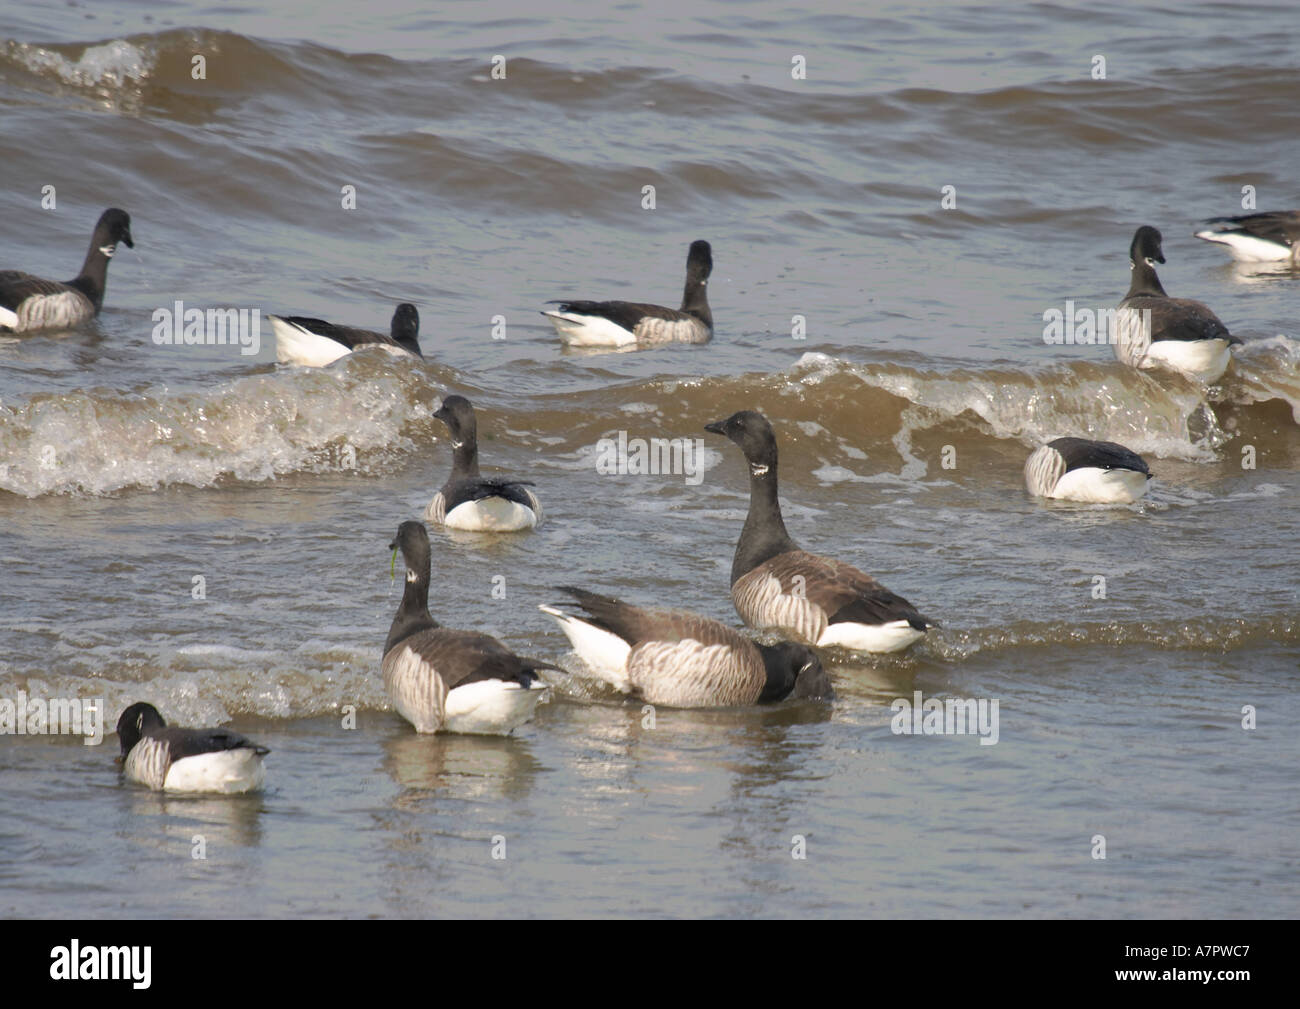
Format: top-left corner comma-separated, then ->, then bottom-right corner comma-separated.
704,419 -> 726,435
123,231 -> 135,249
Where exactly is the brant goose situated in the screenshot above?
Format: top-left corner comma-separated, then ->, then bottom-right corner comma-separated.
384,521 -> 551,734
0,208 -> 133,332
539,586 -> 832,707
269,303 -> 421,366
542,240 -> 713,346
1024,437 -> 1152,504
706,410 -> 934,654
1115,225 -> 1241,384
116,702 -> 268,793
1195,211 -> 1300,264
426,395 -> 541,532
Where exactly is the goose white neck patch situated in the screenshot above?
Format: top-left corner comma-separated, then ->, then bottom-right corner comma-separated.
750,463 -> 769,477
406,569 -> 419,583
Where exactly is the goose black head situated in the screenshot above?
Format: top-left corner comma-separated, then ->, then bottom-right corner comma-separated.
705,409 -> 778,470
433,395 -> 477,444
390,520 -> 431,576
686,240 -> 713,283
759,641 -> 834,702
96,208 -> 134,251
116,701 -> 165,755
1130,225 -> 1165,266
390,303 -> 421,356
789,645 -> 832,700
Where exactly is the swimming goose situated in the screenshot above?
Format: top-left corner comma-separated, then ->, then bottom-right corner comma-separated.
0,208 -> 133,332
269,302 -> 421,366
116,701 -> 268,793
1024,437 -> 1151,504
426,395 -> 541,532
1115,225 -> 1241,384
705,410 -> 934,654
542,239 -> 713,346
384,521 -> 551,734
1195,211 -> 1300,264
539,586 -> 832,707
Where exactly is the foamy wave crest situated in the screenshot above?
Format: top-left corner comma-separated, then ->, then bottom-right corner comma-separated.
3,38 -> 154,88
1,646 -> 388,726
1224,334 -> 1300,423
789,352 -> 1242,461
0,357 -> 434,497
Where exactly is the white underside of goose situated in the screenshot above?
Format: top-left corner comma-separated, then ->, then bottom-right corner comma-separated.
125,744 -> 266,793
271,316 -> 411,367
538,605 -> 633,690
816,620 -> 926,654
443,679 -> 548,735
270,316 -> 351,366
431,495 -> 538,532
1194,230 -> 1295,263
165,749 -> 266,793
384,644 -> 545,735
0,305 -> 17,329
1142,338 -> 1233,384
1049,466 -> 1149,504
543,311 -> 638,347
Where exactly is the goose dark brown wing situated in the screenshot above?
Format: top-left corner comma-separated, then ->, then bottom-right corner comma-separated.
156,726 -> 270,761
1049,438 -> 1149,475
0,271 -> 71,312
277,316 -> 397,351
737,550 -> 930,640
1202,211 -> 1300,248
555,587 -> 741,649
442,477 -> 540,514
547,300 -> 690,331
1137,296 -> 1238,345
391,628 -> 541,690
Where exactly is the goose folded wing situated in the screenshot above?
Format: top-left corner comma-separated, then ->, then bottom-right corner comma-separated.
158,726 -> 269,760
1151,299 -> 1239,344
0,271 -> 69,311
278,316 -> 385,350
1203,212 -> 1300,246
442,477 -> 539,513
399,628 -> 535,689
763,551 -> 930,630
1053,438 -> 1149,475
548,300 -> 691,330
557,587 -> 738,648
461,477 -> 536,501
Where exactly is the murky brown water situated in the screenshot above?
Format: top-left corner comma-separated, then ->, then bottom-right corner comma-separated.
1,0 -> 1296,918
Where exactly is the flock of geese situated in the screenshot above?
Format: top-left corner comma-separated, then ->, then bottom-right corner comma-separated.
3,205 -> 1293,793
